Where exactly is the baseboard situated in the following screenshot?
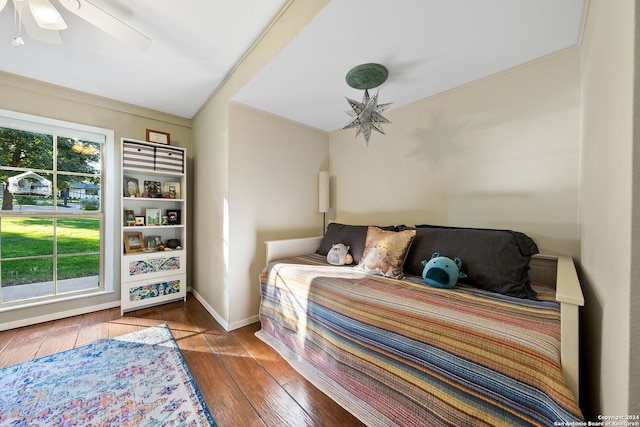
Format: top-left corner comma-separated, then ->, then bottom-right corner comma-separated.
189,290 -> 260,332
0,301 -> 120,332
229,314 -> 260,331
190,289 -> 229,331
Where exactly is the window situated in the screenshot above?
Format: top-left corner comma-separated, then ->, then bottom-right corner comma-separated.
0,110 -> 115,309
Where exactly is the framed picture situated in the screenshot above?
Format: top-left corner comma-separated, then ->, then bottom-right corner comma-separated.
143,180 -> 163,198
146,208 -> 162,226
124,232 -> 143,253
146,235 -> 161,250
166,209 -> 181,225
162,181 -> 181,199
123,177 -> 139,198
135,216 -> 145,226
123,209 -> 136,226
146,129 -> 170,145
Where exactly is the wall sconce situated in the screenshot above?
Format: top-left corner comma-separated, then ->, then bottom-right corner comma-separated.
318,171 -> 330,235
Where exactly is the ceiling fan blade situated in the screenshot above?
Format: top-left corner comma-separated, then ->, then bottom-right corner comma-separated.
29,0 -> 67,30
11,0 -> 63,44
58,0 -> 151,51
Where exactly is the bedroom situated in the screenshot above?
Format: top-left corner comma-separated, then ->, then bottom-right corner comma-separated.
0,0 -> 637,423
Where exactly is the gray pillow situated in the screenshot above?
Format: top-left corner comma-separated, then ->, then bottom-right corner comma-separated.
404,225 -> 539,299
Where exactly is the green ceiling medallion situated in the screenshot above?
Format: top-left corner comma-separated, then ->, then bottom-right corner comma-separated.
345,63 -> 388,90
343,63 -> 393,145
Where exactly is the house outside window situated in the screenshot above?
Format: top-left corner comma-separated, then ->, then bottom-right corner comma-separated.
0,110 -> 115,310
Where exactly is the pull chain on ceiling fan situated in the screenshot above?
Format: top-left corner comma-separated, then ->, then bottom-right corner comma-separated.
0,0 -> 151,51
10,0 -> 24,46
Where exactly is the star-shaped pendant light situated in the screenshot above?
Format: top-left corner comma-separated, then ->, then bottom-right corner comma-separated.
343,63 -> 393,145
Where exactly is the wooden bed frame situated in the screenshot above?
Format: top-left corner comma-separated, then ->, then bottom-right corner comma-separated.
265,236 -> 584,401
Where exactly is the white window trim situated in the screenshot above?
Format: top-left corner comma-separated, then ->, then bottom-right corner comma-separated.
0,109 -> 116,312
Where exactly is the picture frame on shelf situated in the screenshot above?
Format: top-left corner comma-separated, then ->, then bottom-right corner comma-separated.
135,216 -> 145,226
146,129 -> 170,145
146,235 -> 161,250
124,177 -> 139,198
166,209 -> 181,225
143,180 -> 163,198
124,232 -> 144,253
145,208 -> 162,226
124,209 -> 136,226
162,181 -> 181,199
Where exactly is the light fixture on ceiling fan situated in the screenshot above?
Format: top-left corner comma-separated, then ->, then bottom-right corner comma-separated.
27,0 -> 67,30
0,0 -> 151,51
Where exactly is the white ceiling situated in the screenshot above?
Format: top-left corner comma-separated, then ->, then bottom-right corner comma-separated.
0,0 -> 288,118
0,0 -> 585,132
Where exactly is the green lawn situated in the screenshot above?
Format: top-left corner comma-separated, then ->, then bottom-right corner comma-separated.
1,217 -> 100,286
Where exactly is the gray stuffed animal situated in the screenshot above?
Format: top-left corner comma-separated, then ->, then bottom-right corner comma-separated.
327,243 -> 352,265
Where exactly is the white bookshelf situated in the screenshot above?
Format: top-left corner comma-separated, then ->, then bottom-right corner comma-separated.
120,138 -> 187,314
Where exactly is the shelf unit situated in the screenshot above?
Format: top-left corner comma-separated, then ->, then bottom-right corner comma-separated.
120,138 -> 187,314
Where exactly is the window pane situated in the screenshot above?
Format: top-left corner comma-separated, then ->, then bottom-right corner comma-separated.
1,170 -> 54,212
57,218 -> 100,254
57,137 -> 102,174
57,254 -> 99,293
59,175 -> 101,211
1,217 -> 53,258
1,257 -> 54,286
0,128 -> 53,170
1,258 -> 54,303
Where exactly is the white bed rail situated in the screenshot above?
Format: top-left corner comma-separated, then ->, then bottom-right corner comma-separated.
531,254 -> 584,402
264,237 -> 584,401
266,236 -> 323,264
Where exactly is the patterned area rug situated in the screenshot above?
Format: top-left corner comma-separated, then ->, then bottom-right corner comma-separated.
0,324 -> 216,426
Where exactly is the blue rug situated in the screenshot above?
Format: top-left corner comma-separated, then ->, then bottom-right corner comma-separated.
0,324 -> 216,426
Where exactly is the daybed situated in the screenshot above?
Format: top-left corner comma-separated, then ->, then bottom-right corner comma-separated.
256,224 -> 584,426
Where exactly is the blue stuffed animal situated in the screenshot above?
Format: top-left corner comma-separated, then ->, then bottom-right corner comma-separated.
421,252 -> 467,289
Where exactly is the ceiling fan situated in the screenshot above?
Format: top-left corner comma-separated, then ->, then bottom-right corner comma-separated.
0,0 -> 151,51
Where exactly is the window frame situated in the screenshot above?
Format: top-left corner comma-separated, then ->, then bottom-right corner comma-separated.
0,109 -> 116,312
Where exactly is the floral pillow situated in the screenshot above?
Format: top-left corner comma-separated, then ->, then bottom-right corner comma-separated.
356,226 -> 416,279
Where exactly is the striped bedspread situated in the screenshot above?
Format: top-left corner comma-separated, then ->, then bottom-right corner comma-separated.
257,254 -> 583,427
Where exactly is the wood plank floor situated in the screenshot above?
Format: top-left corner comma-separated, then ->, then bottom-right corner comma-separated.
0,294 -> 365,427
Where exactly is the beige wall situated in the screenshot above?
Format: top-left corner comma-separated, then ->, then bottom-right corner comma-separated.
191,101 -> 329,330
228,103 -> 328,327
579,0 -> 637,417
190,88 -> 230,324
0,71 -> 192,329
329,48 -> 581,258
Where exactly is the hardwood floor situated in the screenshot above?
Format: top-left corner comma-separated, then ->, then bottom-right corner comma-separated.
0,294 -> 365,427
